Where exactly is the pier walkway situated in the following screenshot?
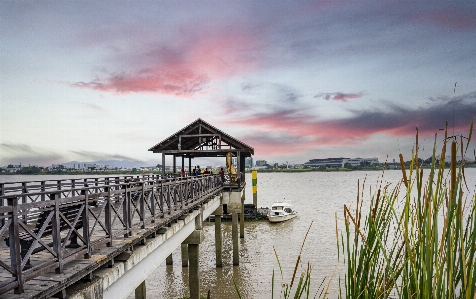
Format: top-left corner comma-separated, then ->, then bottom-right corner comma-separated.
1,118 -> 254,299
0,173 -> 244,298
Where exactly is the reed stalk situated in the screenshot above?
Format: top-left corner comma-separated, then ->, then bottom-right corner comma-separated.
338,120 -> 476,299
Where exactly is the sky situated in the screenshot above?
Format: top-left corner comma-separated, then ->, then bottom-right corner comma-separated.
1,0 -> 476,167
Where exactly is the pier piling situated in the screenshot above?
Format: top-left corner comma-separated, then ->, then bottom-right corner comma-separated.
134,281 -> 146,299
166,253 -> 173,265
232,211 -> 239,266
181,244 -> 188,267
213,203 -> 223,267
240,193 -> 245,238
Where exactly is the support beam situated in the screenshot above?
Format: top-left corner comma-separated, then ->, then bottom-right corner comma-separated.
232,212 -> 239,266
134,281 -> 146,299
101,195 -> 220,299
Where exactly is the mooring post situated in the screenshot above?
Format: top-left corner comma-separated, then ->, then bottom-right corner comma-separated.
252,170 -> 257,208
135,280 -> 146,299
240,192 -> 245,238
181,244 -> 188,267
232,211 -> 239,265
213,201 -> 223,267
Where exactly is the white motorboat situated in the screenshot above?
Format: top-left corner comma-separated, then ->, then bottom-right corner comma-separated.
267,202 -> 297,223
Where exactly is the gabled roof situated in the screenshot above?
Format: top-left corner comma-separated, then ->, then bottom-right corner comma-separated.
148,118 -> 254,157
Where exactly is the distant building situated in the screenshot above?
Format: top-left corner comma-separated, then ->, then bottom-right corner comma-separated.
255,160 -> 267,166
304,157 -> 379,168
245,157 -> 253,169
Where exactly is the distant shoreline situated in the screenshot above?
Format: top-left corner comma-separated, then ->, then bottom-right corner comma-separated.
2,164 -> 474,176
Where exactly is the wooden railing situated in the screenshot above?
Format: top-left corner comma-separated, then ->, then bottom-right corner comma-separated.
0,174 -> 224,295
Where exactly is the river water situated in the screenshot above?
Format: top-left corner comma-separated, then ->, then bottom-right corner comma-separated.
2,169 -> 475,298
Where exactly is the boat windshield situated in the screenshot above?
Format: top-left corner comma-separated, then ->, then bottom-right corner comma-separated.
272,206 -> 283,210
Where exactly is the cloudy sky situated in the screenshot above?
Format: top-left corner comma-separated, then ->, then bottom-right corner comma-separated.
1,0 -> 476,167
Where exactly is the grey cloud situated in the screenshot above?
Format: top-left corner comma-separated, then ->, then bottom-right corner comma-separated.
69,150 -> 137,162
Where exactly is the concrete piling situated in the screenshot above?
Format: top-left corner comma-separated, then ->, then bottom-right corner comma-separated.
240,193 -> 245,238
183,210 -> 205,299
232,211 -> 239,266
215,216 -> 222,267
181,244 -> 188,267
166,253 -> 173,265
134,281 -> 146,299
188,244 -> 200,299
213,205 -> 223,268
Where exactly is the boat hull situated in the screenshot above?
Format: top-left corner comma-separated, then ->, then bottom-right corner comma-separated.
268,212 -> 298,223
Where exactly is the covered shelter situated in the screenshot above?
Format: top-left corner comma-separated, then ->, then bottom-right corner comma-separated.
148,118 -> 254,181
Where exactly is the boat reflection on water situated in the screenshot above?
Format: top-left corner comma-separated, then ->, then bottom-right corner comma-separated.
267,202 -> 298,223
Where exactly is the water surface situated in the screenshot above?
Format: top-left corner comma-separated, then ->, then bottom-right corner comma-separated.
2,170 -> 475,298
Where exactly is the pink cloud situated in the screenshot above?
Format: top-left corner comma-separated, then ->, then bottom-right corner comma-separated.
330,92 -> 362,102
72,26 -> 263,97
415,9 -> 476,30
316,92 -> 363,102
73,70 -> 210,96
220,95 -> 476,157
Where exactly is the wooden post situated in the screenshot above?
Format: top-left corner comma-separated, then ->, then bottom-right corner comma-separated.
182,156 -> 185,177
140,183 -> 145,229
0,183 -> 4,227
122,184 -> 129,238
150,184 -> 156,223
8,196 -> 24,294
21,183 -> 27,222
82,189 -> 91,259
160,181 -> 164,217
189,157 -> 192,176
105,186 -> 112,247
162,153 -> 166,178
41,181 -> 46,201
173,154 -> 176,175
127,185 -> 132,236
52,193 -> 63,273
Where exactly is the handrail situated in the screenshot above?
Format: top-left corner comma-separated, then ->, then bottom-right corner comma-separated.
0,173 -> 230,295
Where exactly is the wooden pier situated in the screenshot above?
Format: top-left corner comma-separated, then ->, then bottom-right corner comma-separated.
0,118 -> 254,299
0,174 -> 234,298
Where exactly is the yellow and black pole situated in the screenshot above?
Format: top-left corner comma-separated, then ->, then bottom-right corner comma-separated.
252,170 -> 257,207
